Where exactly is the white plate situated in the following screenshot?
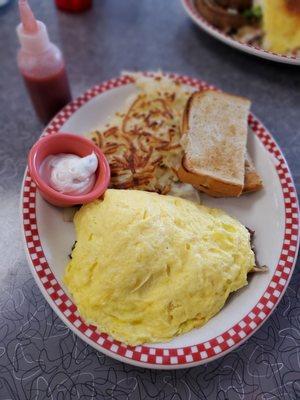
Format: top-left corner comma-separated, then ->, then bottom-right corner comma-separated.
181,0 -> 300,66
21,73 -> 299,369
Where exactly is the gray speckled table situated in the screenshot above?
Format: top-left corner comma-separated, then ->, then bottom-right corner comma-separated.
0,1 -> 300,399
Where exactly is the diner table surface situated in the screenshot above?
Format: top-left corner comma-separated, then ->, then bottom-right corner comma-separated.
0,0 -> 299,399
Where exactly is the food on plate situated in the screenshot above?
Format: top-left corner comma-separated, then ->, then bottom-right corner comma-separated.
178,154 -> 262,197
64,189 -> 256,345
194,0 -> 300,56
177,90 -> 262,197
262,0 -> 300,54
90,72 -> 261,199
168,182 -> 201,202
215,0 -> 252,8
243,153 -> 263,193
195,0 -> 252,30
90,72 -> 194,194
40,152 -> 98,195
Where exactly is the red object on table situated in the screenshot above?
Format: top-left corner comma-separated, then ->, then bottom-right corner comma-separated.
55,0 -> 92,12
22,67 -> 71,125
28,133 -> 111,207
17,0 -> 72,125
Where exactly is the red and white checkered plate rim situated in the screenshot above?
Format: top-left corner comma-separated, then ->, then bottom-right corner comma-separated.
22,73 -> 300,369
182,0 -> 300,66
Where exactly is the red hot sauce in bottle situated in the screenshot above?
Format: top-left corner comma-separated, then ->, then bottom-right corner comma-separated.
17,0 -> 72,124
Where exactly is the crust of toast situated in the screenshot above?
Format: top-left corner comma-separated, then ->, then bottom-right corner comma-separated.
182,90 -> 251,134
177,160 -> 241,197
181,156 -> 243,196
177,158 -> 263,197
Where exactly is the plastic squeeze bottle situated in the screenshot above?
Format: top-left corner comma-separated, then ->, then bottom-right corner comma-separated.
17,0 -> 72,124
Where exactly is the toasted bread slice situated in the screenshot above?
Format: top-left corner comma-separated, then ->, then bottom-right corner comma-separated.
180,90 -> 251,197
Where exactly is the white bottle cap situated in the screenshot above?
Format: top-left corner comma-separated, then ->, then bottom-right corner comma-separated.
17,21 -> 51,54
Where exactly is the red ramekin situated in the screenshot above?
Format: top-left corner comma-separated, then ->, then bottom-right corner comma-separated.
28,133 -> 110,207
55,0 -> 92,12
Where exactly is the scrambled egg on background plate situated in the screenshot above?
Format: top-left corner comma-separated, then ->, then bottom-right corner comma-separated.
263,0 -> 300,54
64,190 -> 255,346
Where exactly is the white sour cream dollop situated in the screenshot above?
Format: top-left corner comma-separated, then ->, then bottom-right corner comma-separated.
40,152 -> 98,195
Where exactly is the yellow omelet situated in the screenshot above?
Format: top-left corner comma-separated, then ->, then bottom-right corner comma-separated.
64,189 -> 255,345
263,0 -> 300,54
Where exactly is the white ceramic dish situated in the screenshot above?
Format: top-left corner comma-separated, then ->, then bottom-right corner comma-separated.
181,0 -> 300,66
21,73 -> 299,369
